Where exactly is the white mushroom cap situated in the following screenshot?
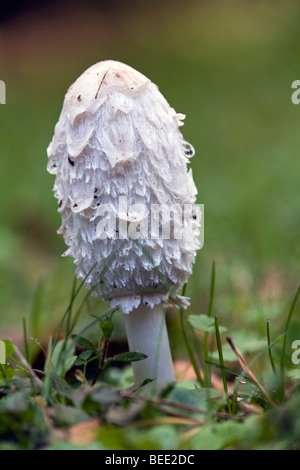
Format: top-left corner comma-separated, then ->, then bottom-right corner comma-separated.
47,60 -> 200,314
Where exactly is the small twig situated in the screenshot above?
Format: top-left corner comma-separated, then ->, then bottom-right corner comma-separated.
226,337 -> 278,408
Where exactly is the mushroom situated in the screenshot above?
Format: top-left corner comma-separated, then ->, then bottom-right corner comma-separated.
47,60 -> 201,388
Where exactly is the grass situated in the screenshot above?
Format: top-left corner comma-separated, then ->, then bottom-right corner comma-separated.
0,260 -> 299,450
1,0 -> 300,330
0,0 -> 300,450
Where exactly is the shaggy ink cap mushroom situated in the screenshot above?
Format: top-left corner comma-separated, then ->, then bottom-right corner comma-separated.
47,60 -> 201,387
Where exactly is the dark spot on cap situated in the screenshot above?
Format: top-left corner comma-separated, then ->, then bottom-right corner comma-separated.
68,157 -> 75,167
77,95 -> 81,102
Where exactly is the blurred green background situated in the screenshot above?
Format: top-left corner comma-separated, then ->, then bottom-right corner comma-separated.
0,0 -> 299,352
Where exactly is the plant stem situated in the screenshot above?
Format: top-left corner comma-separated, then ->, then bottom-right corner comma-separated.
91,337 -> 109,386
124,302 -> 176,389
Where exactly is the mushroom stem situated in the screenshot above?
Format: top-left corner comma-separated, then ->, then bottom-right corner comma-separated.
124,302 -> 176,387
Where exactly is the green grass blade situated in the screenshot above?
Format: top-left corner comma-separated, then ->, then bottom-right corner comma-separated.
266,319 -> 277,375
30,281 -> 44,340
215,316 -> 232,413
279,285 -> 300,403
207,260 -> 215,319
52,262 -> 97,350
65,276 -> 77,339
179,306 -> 204,387
206,360 -> 255,384
22,317 -> 30,364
